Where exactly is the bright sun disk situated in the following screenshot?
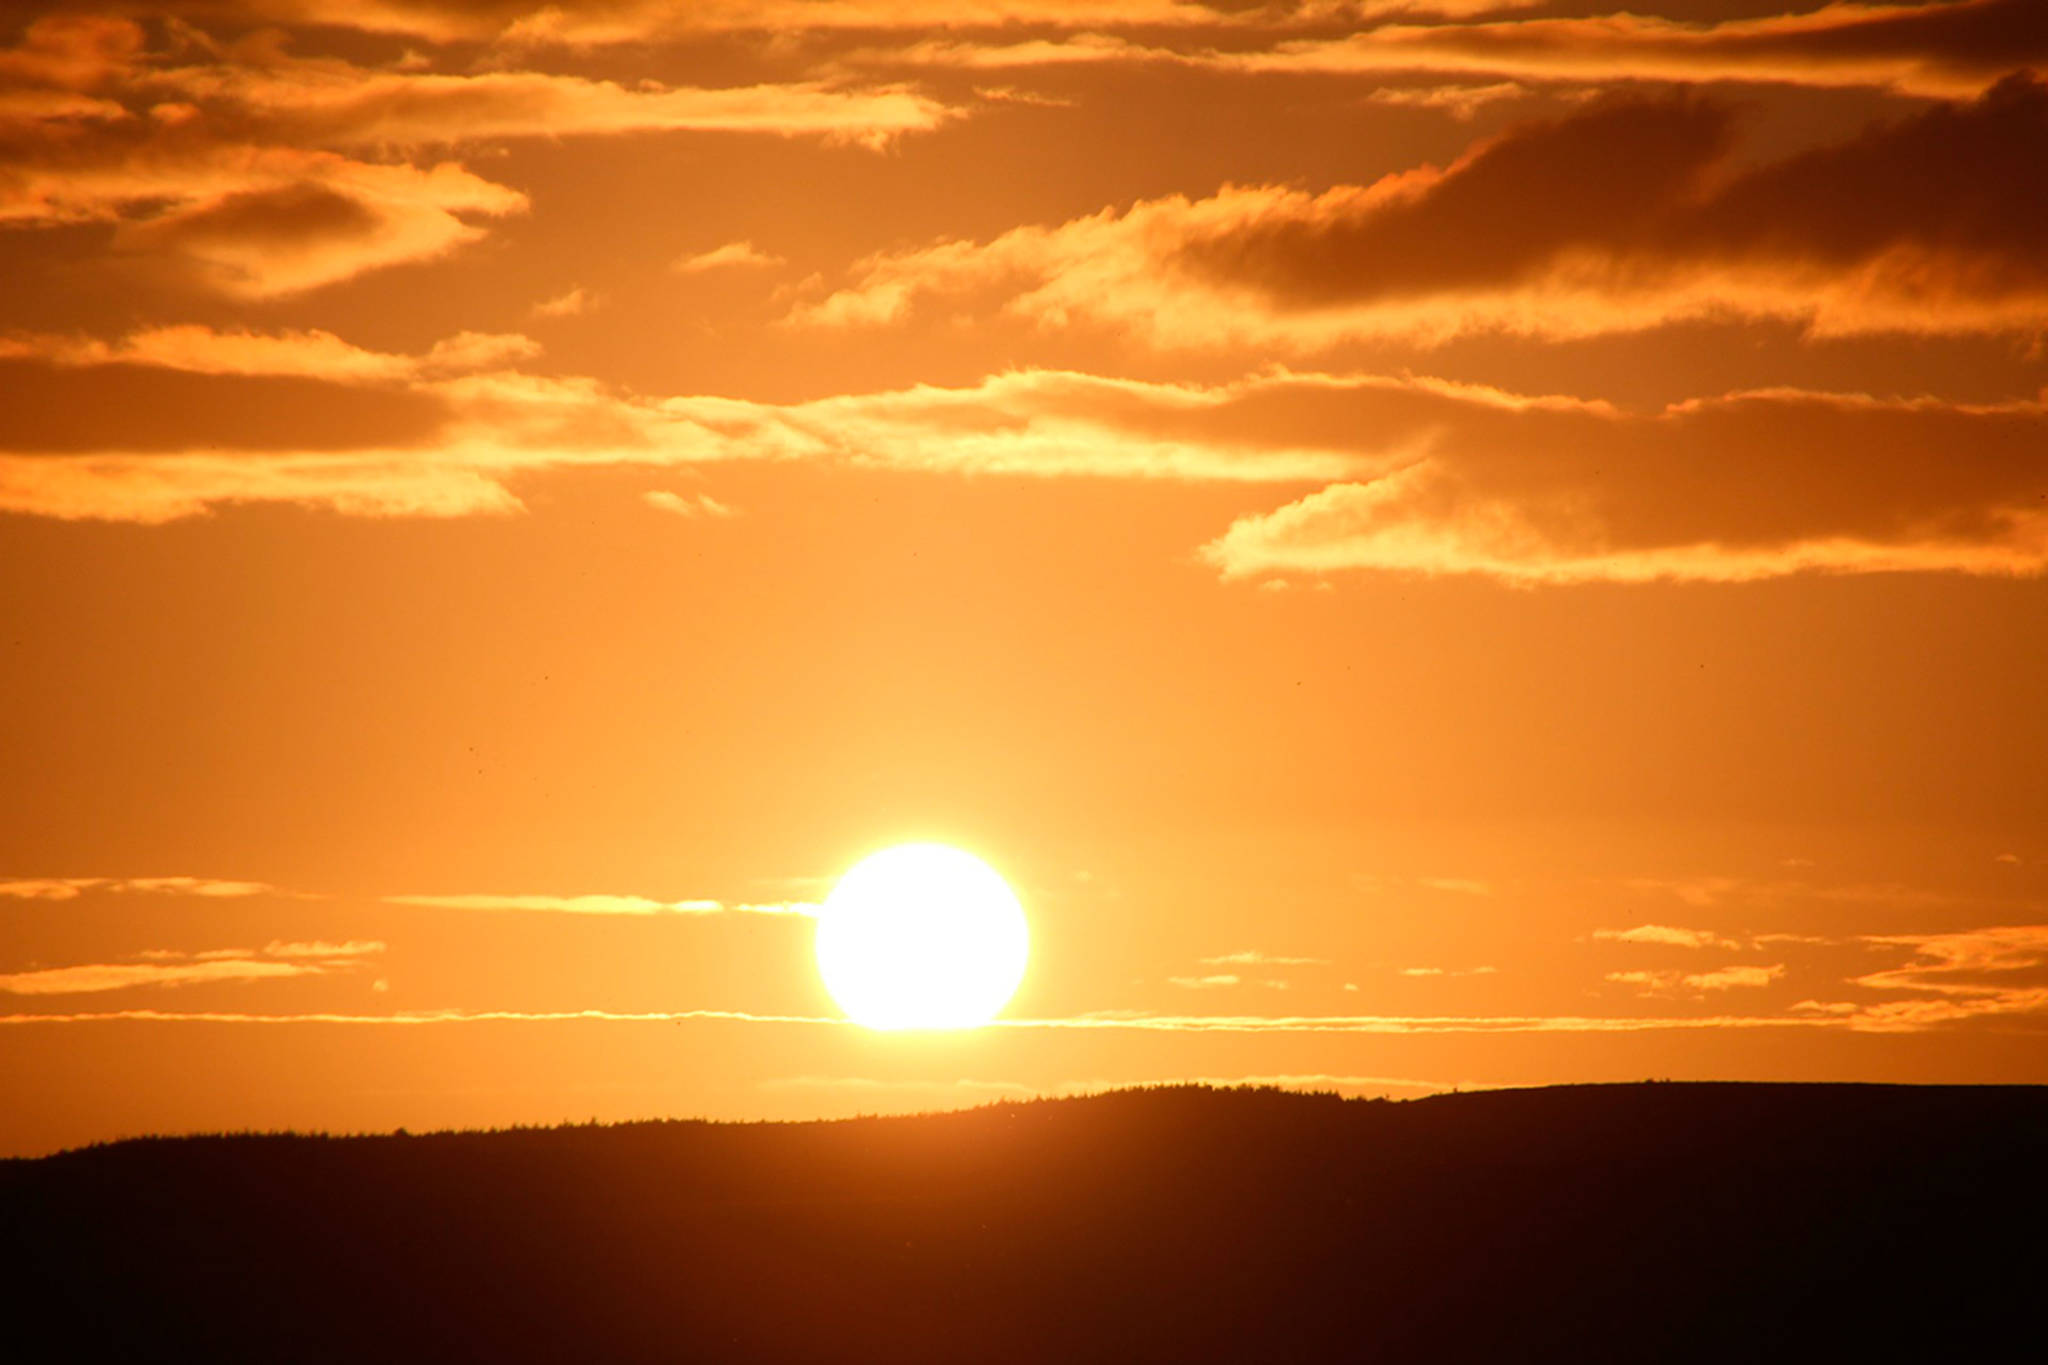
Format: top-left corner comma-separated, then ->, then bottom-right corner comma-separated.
814,843 -> 1029,1030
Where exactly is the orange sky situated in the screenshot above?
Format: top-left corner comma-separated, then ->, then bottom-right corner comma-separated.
2,0 -> 2044,1157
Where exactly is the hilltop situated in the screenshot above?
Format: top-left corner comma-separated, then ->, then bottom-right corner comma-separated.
4,1083 -> 2042,1363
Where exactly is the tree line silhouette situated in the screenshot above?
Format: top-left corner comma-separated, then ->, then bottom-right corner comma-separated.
4,1082 -> 2041,1362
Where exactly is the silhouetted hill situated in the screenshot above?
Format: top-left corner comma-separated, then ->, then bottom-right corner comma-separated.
5,1083 -> 2042,1363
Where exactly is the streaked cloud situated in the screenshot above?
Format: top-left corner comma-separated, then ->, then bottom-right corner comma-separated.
0,1005 -> 1835,1033
1606,963 -> 1787,995
1168,973 -> 1242,989
531,287 -> 596,318
0,1007 -> 841,1025
0,16 -> 950,297
1854,924 -> 2048,995
759,1070 -> 1508,1103
1396,965 -> 1498,977
1201,0 -> 2048,101
0,364 -> 1372,524
0,875 -> 279,900
262,939 -> 386,959
644,490 -> 738,519
0,325 -> 538,381
1361,81 -> 1527,119
0,940 -> 381,996
1415,877 -> 1492,896
673,241 -> 785,273
997,1009 -> 1824,1034
1354,872 -> 1497,895
7,350 -> 2044,587
1200,950 -> 1329,966
383,892 -> 817,915
1594,925 -> 1742,950
1792,927 -> 2048,1031
144,2 -> 1542,47
797,78 -> 2048,345
1198,387 -> 2048,585
1684,964 -> 1787,991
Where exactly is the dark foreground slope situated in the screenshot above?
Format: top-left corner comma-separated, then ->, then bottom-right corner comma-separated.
5,1083 -> 2043,1363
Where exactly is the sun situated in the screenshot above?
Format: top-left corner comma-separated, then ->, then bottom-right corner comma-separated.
814,843 -> 1030,1030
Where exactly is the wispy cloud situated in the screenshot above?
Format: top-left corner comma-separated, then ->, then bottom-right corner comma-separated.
1199,0 -> 2047,101
151,2 -> 1541,47
0,941 -> 382,996
797,78 -> 2048,346
0,876 -> 280,900
531,287 -> 596,318
1593,925 -> 1743,951
996,1010 -> 1826,1034
1199,950 -> 1329,966
0,17 -> 950,297
644,490 -> 737,519
0,1007 -> 840,1026
1837,926 -> 2048,1029
0,1003 -> 1840,1034
1414,877 -> 1492,896
673,240 -> 785,273
759,1070 -> 1511,1103
383,893 -> 816,915
0,325 -> 539,384
1606,964 -> 1787,996
1397,965 -> 1498,977
0,876 -> 817,918
1354,873 -> 1497,895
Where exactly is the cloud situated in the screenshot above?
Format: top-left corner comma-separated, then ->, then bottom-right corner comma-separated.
1197,386 -> 2048,585
0,876 -> 279,900
1594,925 -> 1743,950
644,490 -> 737,518
1168,973 -> 1242,988
1805,927 -> 2048,1030
759,1070 -> 1506,1104
0,1007 -> 841,1026
1397,965 -> 1497,977
796,77 -> 2048,345
0,364 -> 1368,524
383,893 -> 816,915
1606,963 -> 1786,995
997,1009 -> 1823,1034
1415,877 -> 1491,896
1354,872 -> 1496,895
0,959 -> 318,995
0,18 -> 950,296
1684,964 -> 1787,991
531,287 -> 595,318
1854,925 -> 2048,995
146,2 -> 1540,47
0,325 -> 538,381
1621,878 -> 1743,909
1200,950 -> 1329,966
262,939 -> 386,959
673,241 -> 785,273
106,170 -> 527,298
8,354 -> 2043,590
0,940 -> 381,996
1361,81 -> 1527,120
1202,0 -> 2048,101
0,1005 -> 1833,1034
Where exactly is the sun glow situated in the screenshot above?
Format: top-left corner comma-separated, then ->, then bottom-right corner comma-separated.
814,844 -> 1030,1031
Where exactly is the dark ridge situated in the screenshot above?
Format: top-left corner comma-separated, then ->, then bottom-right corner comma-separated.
4,1082 -> 2041,1363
